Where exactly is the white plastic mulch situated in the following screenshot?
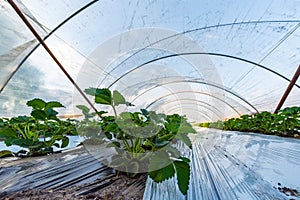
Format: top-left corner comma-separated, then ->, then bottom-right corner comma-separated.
143,128 -> 300,200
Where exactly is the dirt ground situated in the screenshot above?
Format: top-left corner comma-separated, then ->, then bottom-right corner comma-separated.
2,173 -> 147,200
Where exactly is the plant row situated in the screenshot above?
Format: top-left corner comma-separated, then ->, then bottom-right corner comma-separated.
76,88 -> 196,195
197,107 -> 300,138
0,99 -> 78,157
0,88 -> 197,195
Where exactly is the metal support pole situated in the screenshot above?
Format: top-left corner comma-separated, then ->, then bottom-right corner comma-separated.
8,0 -> 98,114
274,65 -> 300,113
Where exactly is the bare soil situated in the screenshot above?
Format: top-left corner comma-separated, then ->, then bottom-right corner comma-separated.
2,173 -> 147,200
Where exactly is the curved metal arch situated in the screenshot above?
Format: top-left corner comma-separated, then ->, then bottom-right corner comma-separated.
102,20 -> 300,88
0,0 -> 99,93
164,107 -> 213,122
162,103 -> 223,120
127,76 -> 258,113
4,3 -> 299,95
108,52 -> 300,91
4,16 -> 299,93
145,90 -> 244,116
154,98 -> 225,118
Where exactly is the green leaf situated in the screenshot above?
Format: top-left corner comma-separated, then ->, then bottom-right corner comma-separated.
96,111 -> 108,116
104,123 -> 120,133
158,132 -> 174,141
50,142 -> 60,148
113,90 -> 126,106
152,140 -> 169,148
85,88 -> 112,105
0,128 -> 17,139
164,145 -> 181,158
149,151 -> 173,171
102,116 -> 115,122
84,87 -> 97,96
45,101 -> 64,109
31,110 -> 46,120
178,124 -> 196,134
61,136 -> 69,148
49,135 -> 69,148
105,132 -> 113,139
27,98 -> 46,109
149,163 -> 175,183
174,160 -> 190,195
53,143 -> 60,148
45,108 -> 58,119
127,159 -> 140,175
0,150 -> 14,158
120,112 -> 132,120
165,123 -> 179,133
110,155 -> 126,167
175,133 -> 192,149
10,138 -> 38,148
4,137 -> 15,146
112,141 -> 121,147
76,105 -> 90,113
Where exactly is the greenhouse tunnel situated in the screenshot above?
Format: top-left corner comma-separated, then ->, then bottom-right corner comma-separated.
0,0 -> 300,199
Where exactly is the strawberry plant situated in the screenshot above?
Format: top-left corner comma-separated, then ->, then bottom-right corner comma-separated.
197,107 -> 300,138
0,99 -> 78,156
80,87 -> 196,195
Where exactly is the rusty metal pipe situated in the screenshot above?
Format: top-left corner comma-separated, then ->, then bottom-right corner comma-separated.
8,0 -> 98,114
274,65 -> 300,113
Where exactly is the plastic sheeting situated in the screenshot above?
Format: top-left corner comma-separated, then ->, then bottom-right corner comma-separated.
143,128 -> 300,199
0,146 -> 112,195
0,0 -> 300,121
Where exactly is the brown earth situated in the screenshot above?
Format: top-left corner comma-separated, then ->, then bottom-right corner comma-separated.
2,173 -> 147,200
